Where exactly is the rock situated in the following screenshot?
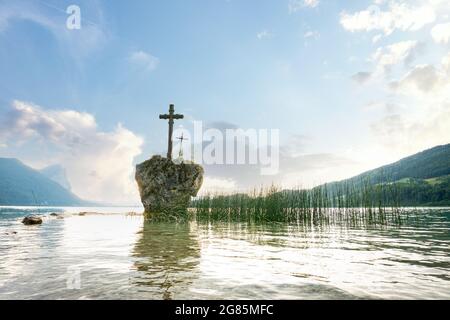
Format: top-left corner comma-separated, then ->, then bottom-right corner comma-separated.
49,212 -> 65,218
135,155 -> 203,219
22,216 -> 43,225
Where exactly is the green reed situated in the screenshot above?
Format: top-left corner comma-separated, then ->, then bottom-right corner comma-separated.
191,179 -> 406,225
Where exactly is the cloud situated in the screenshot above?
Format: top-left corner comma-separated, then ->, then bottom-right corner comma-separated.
371,40 -> 422,74
256,30 -> 273,40
351,71 -> 372,84
372,34 -> 383,43
201,151 -> 356,191
0,101 -> 144,205
201,177 -> 237,195
352,41 -> 423,86
177,121 -> 356,191
0,0 -> 108,61
129,50 -> 160,71
304,0 -> 319,8
205,121 -> 239,131
289,0 -> 319,14
362,101 -> 400,113
340,2 -> 436,35
371,107 -> 450,155
369,52 -> 450,158
170,120 -> 358,191
304,30 -> 320,39
279,134 -> 310,157
431,22 -> 450,44
443,52 -> 450,73
340,1 -> 450,172
0,101 -> 96,142
389,64 -> 445,93
388,53 -> 450,95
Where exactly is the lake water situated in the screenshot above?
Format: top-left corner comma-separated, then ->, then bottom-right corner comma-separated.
0,206 -> 449,300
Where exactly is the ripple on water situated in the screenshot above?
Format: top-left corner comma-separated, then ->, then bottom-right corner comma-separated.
0,208 -> 449,299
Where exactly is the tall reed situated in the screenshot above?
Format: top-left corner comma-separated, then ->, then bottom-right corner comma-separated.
191,179 -> 405,225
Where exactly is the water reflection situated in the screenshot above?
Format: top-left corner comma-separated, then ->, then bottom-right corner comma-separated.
133,222 -> 200,299
0,213 -> 66,292
0,208 -> 449,299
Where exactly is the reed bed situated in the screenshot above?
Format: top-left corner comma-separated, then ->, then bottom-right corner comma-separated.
190,180 -> 407,226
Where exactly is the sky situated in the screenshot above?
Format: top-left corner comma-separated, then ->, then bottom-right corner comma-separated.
0,0 -> 449,205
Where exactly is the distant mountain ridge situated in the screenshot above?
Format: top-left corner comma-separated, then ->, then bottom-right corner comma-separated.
0,158 -> 91,206
40,164 -> 72,191
321,144 -> 450,206
327,144 -> 450,186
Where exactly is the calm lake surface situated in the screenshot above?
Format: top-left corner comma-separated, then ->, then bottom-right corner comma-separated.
0,206 -> 449,300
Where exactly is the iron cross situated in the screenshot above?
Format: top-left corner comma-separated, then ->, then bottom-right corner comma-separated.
176,133 -> 188,159
159,104 -> 184,160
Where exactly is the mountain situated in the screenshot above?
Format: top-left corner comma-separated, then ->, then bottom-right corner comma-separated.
40,164 -> 72,191
322,144 -> 450,206
0,158 -> 90,206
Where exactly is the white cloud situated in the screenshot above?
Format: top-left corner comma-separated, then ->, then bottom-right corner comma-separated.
304,30 -> 320,39
200,177 -> 238,195
339,1 -> 450,175
389,52 -> 450,95
389,64 -> 446,93
371,107 -> 450,156
129,51 -> 159,71
340,2 -> 436,35
371,40 -> 421,73
372,34 -> 383,43
256,30 -> 273,40
289,0 -> 319,14
0,101 -> 144,205
442,52 -> 450,73
304,0 -> 319,8
369,52 -> 450,157
431,22 -> 450,44
0,1 -> 108,61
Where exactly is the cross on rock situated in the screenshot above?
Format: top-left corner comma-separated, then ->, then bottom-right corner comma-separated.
176,133 -> 188,159
159,104 -> 184,160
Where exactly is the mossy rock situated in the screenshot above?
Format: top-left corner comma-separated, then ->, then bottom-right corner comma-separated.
135,155 -> 203,220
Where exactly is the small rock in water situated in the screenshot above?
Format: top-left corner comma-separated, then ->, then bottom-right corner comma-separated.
50,213 -> 64,219
22,216 -> 43,225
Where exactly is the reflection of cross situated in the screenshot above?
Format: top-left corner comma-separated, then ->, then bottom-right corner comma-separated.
159,104 -> 184,160
176,133 -> 188,159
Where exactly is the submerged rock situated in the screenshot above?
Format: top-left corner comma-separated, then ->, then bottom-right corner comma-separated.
22,216 -> 43,225
50,213 -> 65,219
135,155 -> 203,219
